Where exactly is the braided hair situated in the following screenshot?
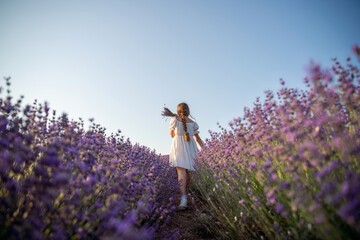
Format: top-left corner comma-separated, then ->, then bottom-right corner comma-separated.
177,103 -> 190,142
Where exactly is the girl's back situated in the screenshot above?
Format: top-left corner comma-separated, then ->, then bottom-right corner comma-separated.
171,116 -> 199,137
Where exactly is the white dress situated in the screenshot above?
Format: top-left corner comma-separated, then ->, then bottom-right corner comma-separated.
169,116 -> 200,171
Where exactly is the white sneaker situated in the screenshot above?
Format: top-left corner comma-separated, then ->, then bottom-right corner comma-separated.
179,195 -> 187,208
179,198 -> 187,207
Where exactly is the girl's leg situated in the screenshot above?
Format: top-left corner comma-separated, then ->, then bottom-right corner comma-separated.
186,170 -> 190,192
176,167 -> 187,195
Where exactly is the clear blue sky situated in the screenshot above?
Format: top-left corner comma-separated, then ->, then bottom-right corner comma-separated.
1,1 -> 359,155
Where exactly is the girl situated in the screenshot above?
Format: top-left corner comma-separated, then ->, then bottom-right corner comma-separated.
162,103 -> 204,209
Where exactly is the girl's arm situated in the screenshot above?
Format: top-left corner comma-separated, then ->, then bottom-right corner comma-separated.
194,133 -> 204,149
170,115 -> 177,138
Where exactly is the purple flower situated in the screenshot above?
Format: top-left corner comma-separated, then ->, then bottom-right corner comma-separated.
274,203 -> 284,213
352,44 -> 360,60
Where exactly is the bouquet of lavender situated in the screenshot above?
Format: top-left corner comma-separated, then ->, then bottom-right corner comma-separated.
161,107 -> 176,118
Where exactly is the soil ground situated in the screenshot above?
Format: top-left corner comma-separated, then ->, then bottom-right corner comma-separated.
160,155 -> 218,240
163,192 -> 217,240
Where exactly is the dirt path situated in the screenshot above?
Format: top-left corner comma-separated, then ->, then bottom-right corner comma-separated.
159,155 -> 217,240
163,192 -> 216,240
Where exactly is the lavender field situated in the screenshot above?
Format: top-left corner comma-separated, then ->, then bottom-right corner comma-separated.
0,78 -> 179,239
1,45 -> 360,240
191,46 -> 360,239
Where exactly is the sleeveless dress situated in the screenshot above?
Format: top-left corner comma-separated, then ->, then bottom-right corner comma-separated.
169,116 -> 200,171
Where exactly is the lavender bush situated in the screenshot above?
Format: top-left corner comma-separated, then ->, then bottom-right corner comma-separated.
0,78 -> 179,240
192,46 -> 360,240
